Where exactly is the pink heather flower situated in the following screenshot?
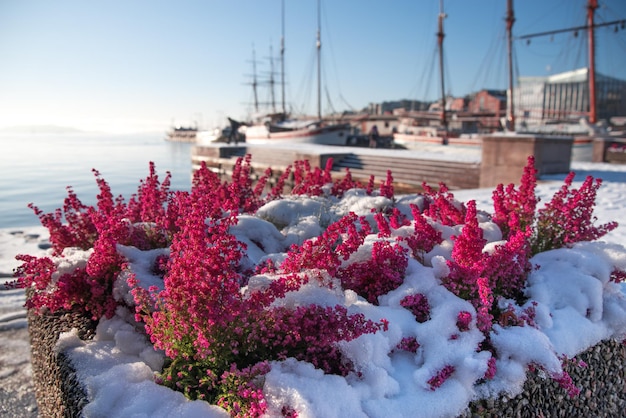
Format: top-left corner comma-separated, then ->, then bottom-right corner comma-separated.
379,170 -> 394,198
267,165 -> 292,201
281,405 -> 299,418
374,211 -> 392,237
400,293 -> 430,323
366,175 -> 376,195
499,301 -> 539,328
484,357 -> 497,380
476,277 -> 494,332
291,160 -> 331,196
551,370 -> 581,398
532,172 -> 618,254
228,154 -> 267,213
456,311 -> 472,331
442,200 -> 485,303
126,161 -> 172,226
396,336 -> 421,353
216,362 -> 271,418
545,356 -> 587,398
492,156 -> 538,239
338,240 -> 408,304
28,186 -> 97,255
420,182 -> 466,226
610,269 -> 626,283
152,254 -> 170,277
281,213 -> 369,276
389,207 -> 410,229
331,165 -> 367,197
443,198 -> 533,335
481,227 -> 532,302
402,204 -> 443,262
451,201 -> 485,268
427,365 -> 455,390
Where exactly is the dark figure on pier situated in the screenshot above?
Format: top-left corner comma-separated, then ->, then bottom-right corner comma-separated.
369,125 -> 379,148
227,117 -> 242,144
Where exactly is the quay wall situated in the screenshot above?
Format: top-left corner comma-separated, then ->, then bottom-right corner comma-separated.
191,134 -> 576,192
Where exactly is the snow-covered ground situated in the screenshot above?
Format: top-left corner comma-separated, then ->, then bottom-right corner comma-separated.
0,227 -> 48,417
1,160 -> 625,417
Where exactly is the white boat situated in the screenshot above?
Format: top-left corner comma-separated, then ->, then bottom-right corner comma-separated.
165,126 -> 198,143
196,127 -> 226,145
240,0 -> 351,146
244,115 -> 350,145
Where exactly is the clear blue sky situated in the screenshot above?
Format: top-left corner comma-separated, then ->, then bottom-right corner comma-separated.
0,0 -> 624,133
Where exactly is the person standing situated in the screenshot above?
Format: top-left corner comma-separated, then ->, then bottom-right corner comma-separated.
369,125 -> 379,148
227,117 -> 242,144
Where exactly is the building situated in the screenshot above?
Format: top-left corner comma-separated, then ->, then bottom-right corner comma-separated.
515,67 -> 626,131
467,90 -> 506,115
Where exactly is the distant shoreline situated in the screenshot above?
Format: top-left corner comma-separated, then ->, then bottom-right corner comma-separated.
0,126 -> 164,136
0,125 -> 88,134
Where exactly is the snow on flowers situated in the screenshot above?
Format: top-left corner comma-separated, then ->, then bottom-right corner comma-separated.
16,155 -> 626,418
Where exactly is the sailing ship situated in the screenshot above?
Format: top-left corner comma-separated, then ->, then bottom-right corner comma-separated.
392,0 -> 458,149
241,0 -> 351,146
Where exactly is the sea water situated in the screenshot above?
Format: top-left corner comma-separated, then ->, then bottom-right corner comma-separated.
0,133 -> 194,228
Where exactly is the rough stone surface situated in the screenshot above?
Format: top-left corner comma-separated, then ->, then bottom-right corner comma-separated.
462,339 -> 626,417
27,307 -> 96,418
29,308 -> 625,417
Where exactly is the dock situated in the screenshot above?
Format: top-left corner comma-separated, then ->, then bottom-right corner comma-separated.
192,134 -> 587,193
192,142 -> 481,193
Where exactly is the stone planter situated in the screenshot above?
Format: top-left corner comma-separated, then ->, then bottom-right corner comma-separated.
464,339 -> 625,417
29,306 -> 624,418
27,306 -> 97,418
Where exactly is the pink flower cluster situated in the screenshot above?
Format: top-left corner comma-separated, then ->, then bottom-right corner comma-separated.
338,240 -> 408,304
492,157 -> 538,239
403,205 -> 443,262
396,336 -> 421,353
533,172 -> 618,254
17,163 -> 174,319
427,365 -> 456,390
128,162 -> 389,415
16,153 -> 618,415
420,182 -> 466,226
400,293 -> 431,323
216,362 -> 271,417
441,199 -> 531,333
492,156 -> 617,255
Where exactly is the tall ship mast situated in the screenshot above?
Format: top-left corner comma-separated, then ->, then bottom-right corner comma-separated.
437,0 -> 447,139
243,0 -> 351,146
505,0 -> 515,131
516,0 -> 623,129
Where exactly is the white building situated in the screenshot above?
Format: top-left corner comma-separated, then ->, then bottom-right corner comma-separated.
515,67 -> 626,131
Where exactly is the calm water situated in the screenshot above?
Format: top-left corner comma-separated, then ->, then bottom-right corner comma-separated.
0,133 -> 194,228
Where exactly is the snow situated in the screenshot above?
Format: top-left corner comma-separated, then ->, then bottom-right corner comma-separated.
1,161 -> 626,418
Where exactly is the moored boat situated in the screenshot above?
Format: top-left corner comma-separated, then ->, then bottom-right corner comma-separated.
244,116 -> 350,145
165,126 -> 198,143
236,0 -> 351,146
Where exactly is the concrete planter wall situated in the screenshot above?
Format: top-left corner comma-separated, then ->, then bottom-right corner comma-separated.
592,137 -> 626,163
480,134 -> 574,188
28,308 -> 624,417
